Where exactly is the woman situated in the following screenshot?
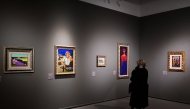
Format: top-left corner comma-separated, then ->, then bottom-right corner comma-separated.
129,59 -> 149,109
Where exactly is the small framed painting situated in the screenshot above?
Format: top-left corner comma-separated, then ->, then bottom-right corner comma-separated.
3,47 -> 34,73
54,45 -> 76,75
168,51 -> 186,72
97,55 -> 106,67
117,43 -> 130,79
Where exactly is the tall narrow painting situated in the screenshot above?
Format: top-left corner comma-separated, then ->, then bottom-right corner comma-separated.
117,43 -> 129,79
168,51 -> 185,72
54,45 -> 76,75
3,47 -> 34,73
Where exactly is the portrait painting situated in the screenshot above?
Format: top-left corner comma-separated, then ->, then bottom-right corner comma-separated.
172,56 -> 180,67
168,51 -> 185,72
117,43 -> 129,79
3,47 -> 34,73
97,55 -> 106,67
55,45 -> 76,75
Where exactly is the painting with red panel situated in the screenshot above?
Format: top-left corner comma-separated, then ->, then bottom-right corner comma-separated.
172,56 -> 180,67
120,46 -> 128,76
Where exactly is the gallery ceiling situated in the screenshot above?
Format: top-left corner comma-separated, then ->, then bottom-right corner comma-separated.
123,0 -> 159,5
80,0 -> 190,17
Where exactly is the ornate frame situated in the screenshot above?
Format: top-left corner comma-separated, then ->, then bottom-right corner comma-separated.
117,43 -> 130,79
54,45 -> 76,75
3,47 -> 34,73
97,55 -> 106,67
168,51 -> 185,72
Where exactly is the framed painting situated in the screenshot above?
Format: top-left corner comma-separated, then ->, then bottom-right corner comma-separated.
3,47 -> 34,73
168,51 -> 186,72
54,45 -> 76,75
97,55 -> 106,67
117,43 -> 129,79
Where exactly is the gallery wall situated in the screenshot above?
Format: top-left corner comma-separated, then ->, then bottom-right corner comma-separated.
140,7 -> 190,103
0,0 -> 140,109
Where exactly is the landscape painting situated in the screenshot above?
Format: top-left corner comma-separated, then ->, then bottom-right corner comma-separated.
97,55 -> 106,67
11,53 -> 28,66
4,47 -> 34,73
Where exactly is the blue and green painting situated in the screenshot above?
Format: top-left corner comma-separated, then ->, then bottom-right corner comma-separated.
11,53 -> 28,66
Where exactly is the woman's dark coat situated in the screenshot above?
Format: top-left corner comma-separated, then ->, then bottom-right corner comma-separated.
129,66 -> 149,108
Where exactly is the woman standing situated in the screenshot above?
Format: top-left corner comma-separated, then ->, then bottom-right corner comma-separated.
129,59 -> 149,109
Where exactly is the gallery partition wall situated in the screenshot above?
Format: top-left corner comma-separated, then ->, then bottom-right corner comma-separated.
0,0 -> 140,109
140,7 -> 190,103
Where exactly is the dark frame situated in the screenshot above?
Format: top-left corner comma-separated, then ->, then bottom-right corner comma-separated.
3,47 -> 34,73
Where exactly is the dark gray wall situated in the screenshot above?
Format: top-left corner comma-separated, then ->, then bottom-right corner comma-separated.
0,0 -> 140,109
140,7 -> 190,103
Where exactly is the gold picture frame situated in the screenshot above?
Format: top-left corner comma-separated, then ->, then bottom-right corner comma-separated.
54,45 -> 76,75
3,47 -> 34,73
97,55 -> 106,67
117,43 -> 130,79
168,51 -> 185,72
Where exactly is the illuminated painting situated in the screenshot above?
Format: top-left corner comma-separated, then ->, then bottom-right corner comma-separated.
3,47 -> 34,73
117,43 -> 129,79
168,51 -> 185,72
55,45 -> 76,75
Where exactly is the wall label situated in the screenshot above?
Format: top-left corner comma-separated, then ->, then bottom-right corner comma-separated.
163,71 -> 167,75
92,71 -> 96,77
113,70 -> 116,75
48,73 -> 54,80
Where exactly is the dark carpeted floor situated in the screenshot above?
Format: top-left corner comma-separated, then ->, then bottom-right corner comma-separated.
72,97 -> 190,109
